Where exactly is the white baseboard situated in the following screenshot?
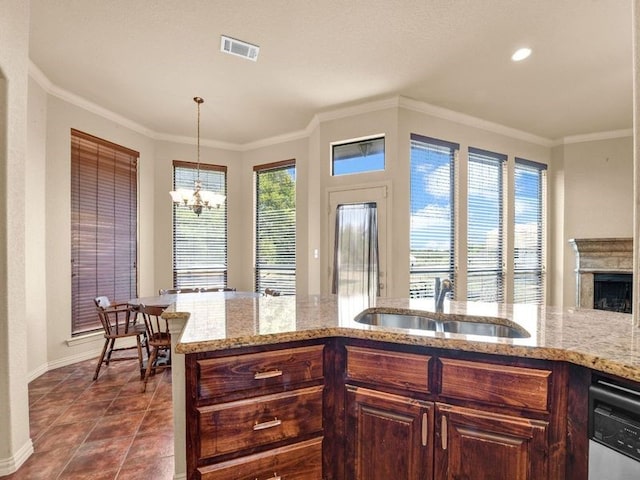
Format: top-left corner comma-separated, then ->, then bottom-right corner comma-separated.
0,439 -> 34,476
173,473 -> 187,480
27,348 -> 102,382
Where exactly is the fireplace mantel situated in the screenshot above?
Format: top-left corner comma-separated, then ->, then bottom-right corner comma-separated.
569,238 -> 633,309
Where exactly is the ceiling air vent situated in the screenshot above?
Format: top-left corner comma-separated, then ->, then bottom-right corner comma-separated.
220,35 -> 260,61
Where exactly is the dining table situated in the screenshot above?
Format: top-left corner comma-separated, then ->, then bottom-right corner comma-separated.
128,290 -> 262,309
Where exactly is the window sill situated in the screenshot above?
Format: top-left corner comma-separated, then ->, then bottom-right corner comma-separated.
66,330 -> 103,347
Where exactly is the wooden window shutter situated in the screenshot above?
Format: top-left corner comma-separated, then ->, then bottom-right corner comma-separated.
70,129 -> 138,335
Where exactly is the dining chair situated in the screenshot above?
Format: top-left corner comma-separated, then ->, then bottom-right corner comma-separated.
139,303 -> 172,392
158,287 -> 199,295
93,296 -> 147,381
199,287 -> 237,292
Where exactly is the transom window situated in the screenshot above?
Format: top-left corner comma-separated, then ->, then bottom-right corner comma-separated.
332,136 -> 385,176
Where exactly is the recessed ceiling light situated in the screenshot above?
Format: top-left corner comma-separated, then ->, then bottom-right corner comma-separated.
511,47 -> 532,62
220,35 -> 260,61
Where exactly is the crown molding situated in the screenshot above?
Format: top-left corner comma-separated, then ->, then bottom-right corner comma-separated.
398,96 -> 555,147
29,61 -> 156,138
29,61 -> 630,153
154,132 -> 243,152
559,128 -> 634,145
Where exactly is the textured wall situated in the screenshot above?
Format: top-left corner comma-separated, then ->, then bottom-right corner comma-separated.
0,0 -> 33,474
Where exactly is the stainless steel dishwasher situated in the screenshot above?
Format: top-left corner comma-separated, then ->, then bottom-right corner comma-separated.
589,379 -> 640,479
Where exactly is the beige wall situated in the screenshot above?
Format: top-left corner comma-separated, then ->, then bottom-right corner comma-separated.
0,0 -> 31,473
26,77 -> 48,377
41,95 -> 156,368
27,86 -> 637,373
558,136 -> 634,307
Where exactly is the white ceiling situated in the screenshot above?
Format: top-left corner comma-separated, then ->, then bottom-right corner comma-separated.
29,0 -> 633,146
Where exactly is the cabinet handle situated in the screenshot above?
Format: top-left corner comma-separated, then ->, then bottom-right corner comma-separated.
421,412 -> 428,446
253,417 -> 282,431
253,369 -> 283,380
441,415 -> 448,450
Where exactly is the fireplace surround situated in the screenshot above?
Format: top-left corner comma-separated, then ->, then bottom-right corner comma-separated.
569,238 -> 633,312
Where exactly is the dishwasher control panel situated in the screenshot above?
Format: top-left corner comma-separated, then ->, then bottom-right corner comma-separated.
590,380 -> 640,462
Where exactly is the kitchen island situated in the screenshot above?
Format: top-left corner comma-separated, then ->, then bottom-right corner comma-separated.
163,293 -> 640,480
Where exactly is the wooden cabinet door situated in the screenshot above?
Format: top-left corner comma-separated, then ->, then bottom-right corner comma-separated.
435,404 -> 549,480
346,386 -> 434,480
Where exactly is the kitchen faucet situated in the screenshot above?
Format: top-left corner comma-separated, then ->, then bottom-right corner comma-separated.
434,277 -> 453,313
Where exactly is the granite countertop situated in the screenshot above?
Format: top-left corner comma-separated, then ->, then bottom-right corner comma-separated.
163,293 -> 640,383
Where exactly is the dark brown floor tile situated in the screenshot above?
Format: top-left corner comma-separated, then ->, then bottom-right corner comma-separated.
106,393 -> 152,416
16,357 -> 174,479
137,408 -> 173,436
77,384 -> 122,403
3,446 -> 75,480
61,436 -> 132,477
118,377 -> 149,396
116,455 -> 174,480
49,377 -> 93,394
34,419 -> 97,453
86,412 -> 143,442
58,468 -> 119,480
126,431 -> 174,460
41,389 -> 85,403
153,382 -> 173,405
30,414 -> 61,441
54,400 -> 112,425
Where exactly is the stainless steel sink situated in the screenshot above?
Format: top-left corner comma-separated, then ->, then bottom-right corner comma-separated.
354,310 -> 530,338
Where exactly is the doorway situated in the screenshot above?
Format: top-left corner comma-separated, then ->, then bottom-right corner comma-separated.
328,184 -> 389,297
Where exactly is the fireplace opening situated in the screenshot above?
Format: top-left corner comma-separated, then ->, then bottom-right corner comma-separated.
593,273 -> 632,313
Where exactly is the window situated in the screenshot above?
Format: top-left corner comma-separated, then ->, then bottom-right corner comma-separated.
70,129 -> 138,335
172,161 -> 227,288
332,136 -> 384,176
514,158 -> 546,303
255,160 -> 296,294
409,134 -> 458,298
467,147 -> 506,302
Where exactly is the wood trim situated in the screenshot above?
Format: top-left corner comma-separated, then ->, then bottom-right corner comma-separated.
70,128 -> 139,157
173,159 -> 227,172
253,158 -> 296,172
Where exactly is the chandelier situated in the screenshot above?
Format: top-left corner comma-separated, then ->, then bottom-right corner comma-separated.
169,97 -> 226,216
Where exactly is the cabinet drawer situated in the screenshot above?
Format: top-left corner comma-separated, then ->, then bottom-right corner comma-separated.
198,385 -> 324,459
198,437 -> 323,480
346,346 -> 431,393
197,345 -> 324,402
440,358 -> 551,412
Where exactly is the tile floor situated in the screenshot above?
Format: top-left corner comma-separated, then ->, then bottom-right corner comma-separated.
6,356 -> 174,479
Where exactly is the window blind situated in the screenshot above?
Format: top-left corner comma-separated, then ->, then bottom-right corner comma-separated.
172,161 -> 227,288
70,129 -> 138,335
514,158 -> 547,304
467,147 -> 506,302
255,160 -> 296,294
409,133 -> 458,298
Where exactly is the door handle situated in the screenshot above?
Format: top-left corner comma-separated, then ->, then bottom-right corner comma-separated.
421,412 -> 428,446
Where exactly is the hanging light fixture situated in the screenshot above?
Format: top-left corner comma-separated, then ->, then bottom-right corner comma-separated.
170,97 -> 226,216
